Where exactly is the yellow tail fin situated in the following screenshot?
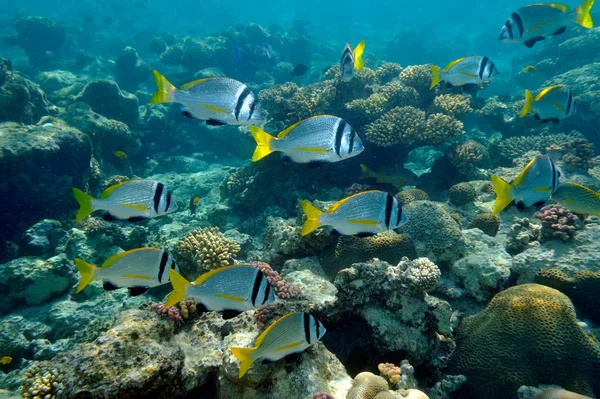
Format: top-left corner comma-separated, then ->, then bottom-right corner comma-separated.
164,269 -> 190,308
359,164 -> 372,180
353,40 -> 365,70
519,89 -> 534,118
299,200 -> 324,236
250,126 -> 276,162
490,175 -> 514,215
574,0 -> 595,28
74,258 -> 98,293
230,347 -> 255,377
430,65 -> 441,90
149,70 -> 177,104
72,188 -> 96,222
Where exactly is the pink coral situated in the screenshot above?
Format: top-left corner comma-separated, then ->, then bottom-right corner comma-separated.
250,261 -> 300,299
151,303 -> 183,323
313,393 -> 334,399
534,204 -> 581,242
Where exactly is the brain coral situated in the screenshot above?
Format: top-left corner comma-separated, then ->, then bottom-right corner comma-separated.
320,233 -> 416,279
395,188 -> 429,206
451,284 -> 600,399
448,182 -> 476,206
347,372 -> 390,399
468,213 -> 500,237
175,227 -> 240,277
365,106 -> 426,147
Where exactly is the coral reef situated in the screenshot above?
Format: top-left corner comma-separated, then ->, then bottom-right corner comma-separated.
365,106 -> 426,147
250,261 -> 300,299
114,46 -> 151,92
468,213 -> 500,237
451,284 -> 600,399
320,233 -> 416,279
0,68 -> 50,124
431,94 -> 472,118
424,114 -> 464,145
505,217 -> 540,255
347,372 -> 389,399
151,303 -> 184,323
73,80 -> 139,128
534,205 -> 582,242
448,183 -> 476,206
395,257 -> 441,294
21,362 -> 65,399
395,189 -> 429,206
175,227 -> 241,277
4,17 -> 65,68
447,140 -> 490,176
376,63 -> 403,83
379,362 -> 402,385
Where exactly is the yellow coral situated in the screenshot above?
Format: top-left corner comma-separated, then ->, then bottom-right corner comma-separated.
175,227 -> 240,276
452,284 -> 600,399
432,94 -> 472,118
376,62 -> 403,83
347,372 -> 390,399
395,188 -> 429,205
424,113 -> 464,145
399,65 -> 433,92
21,362 -> 65,399
378,362 -> 402,385
448,182 -> 476,206
365,106 -> 426,147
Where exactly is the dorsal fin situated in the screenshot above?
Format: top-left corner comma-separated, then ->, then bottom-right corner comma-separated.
546,3 -> 570,12
513,155 -> 541,187
180,77 -> 222,91
443,57 -> 466,72
101,247 -> 159,268
192,264 -> 252,286
254,312 -> 298,347
327,190 -> 381,213
100,179 -> 141,199
277,115 -> 326,138
535,85 -> 564,101
566,181 -> 600,199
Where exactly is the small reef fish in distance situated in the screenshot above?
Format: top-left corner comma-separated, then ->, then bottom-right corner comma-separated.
430,56 -> 499,90
520,85 -> 575,124
164,265 -> 276,311
72,180 -> 178,222
230,312 -> 326,377
300,190 -> 408,237
552,181 -> 600,216
189,196 -> 200,215
149,70 -> 264,126
0,356 -> 11,365
74,248 -> 178,296
490,154 -> 561,215
340,40 -> 365,82
522,65 -> 537,74
499,0 -> 595,48
250,115 -> 364,165
113,150 -> 127,159
360,164 -> 417,188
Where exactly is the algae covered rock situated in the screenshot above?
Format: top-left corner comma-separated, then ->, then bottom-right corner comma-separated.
114,46 -> 151,92
74,80 -> 139,127
451,284 -> 600,399
0,68 -> 50,124
3,17 -> 65,68
0,255 -> 75,315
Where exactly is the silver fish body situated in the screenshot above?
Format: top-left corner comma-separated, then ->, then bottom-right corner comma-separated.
528,86 -> 575,123
340,44 -> 356,82
437,56 -> 498,88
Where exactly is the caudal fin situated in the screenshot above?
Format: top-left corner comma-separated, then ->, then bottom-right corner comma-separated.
519,89 -> 534,118
250,126 -> 276,162
490,175 -> 514,215
72,188 -> 96,222
164,269 -> 190,308
574,0 -> 595,28
230,347 -> 255,377
149,70 -> 177,104
353,40 -> 365,70
359,164 -> 372,180
430,65 -> 441,90
74,258 -> 98,293
299,200 -> 324,236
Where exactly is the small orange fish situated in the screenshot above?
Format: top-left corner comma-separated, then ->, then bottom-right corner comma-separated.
114,150 -> 128,159
189,196 -> 200,215
193,197 -> 200,206
522,65 -> 537,74
0,356 -> 12,365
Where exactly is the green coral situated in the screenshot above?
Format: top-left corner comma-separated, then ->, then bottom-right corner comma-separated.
424,113 -> 464,145
451,284 -> 600,399
448,182 -> 477,206
365,106 -> 426,147
175,227 -> 240,277
468,213 -> 501,237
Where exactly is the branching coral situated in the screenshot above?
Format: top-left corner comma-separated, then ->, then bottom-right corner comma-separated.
151,303 -> 184,323
448,140 -> 490,174
451,284 -> 600,399
534,205 -> 582,242
376,62 -> 403,83
21,362 -> 65,399
424,113 -> 464,145
399,65 -> 433,93
175,227 -> 240,276
489,132 -> 584,166
551,136 -> 596,170
365,106 -> 426,147
378,363 -> 402,385
250,261 -> 300,299
395,189 -> 429,206
345,82 -> 420,126
395,257 -> 441,293
431,94 -> 472,118
468,214 -> 500,237
448,182 -> 476,206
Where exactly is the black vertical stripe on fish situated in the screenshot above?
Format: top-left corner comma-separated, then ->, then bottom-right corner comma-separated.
511,12 -> 524,38
234,86 -> 251,122
506,18 -> 514,40
165,191 -> 172,213
154,183 -> 164,213
303,313 -> 311,344
261,280 -> 271,305
348,129 -> 355,154
396,204 -> 402,226
566,91 -> 573,116
550,158 -> 557,194
479,57 -> 488,80
158,251 -> 169,283
384,193 -> 394,228
247,95 -> 257,121
314,318 -> 320,341
334,120 -> 346,158
250,269 -> 264,307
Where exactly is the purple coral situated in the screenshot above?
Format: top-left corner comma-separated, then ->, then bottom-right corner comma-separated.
534,204 -> 581,242
250,261 -> 300,299
313,393 -> 335,399
151,303 -> 183,323
255,303 -> 279,330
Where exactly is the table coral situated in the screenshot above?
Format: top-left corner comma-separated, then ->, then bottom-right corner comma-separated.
175,227 -> 240,277
451,284 -> 600,399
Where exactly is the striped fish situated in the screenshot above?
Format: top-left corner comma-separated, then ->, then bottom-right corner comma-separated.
300,190 -> 407,236
519,85 -> 575,124
430,56 -> 498,90
149,70 -> 264,126
499,0 -> 595,48
72,180 -> 178,222
340,40 -> 365,82
250,115 -> 364,164
74,248 -> 178,296
230,312 -> 326,377
164,265 -> 276,310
